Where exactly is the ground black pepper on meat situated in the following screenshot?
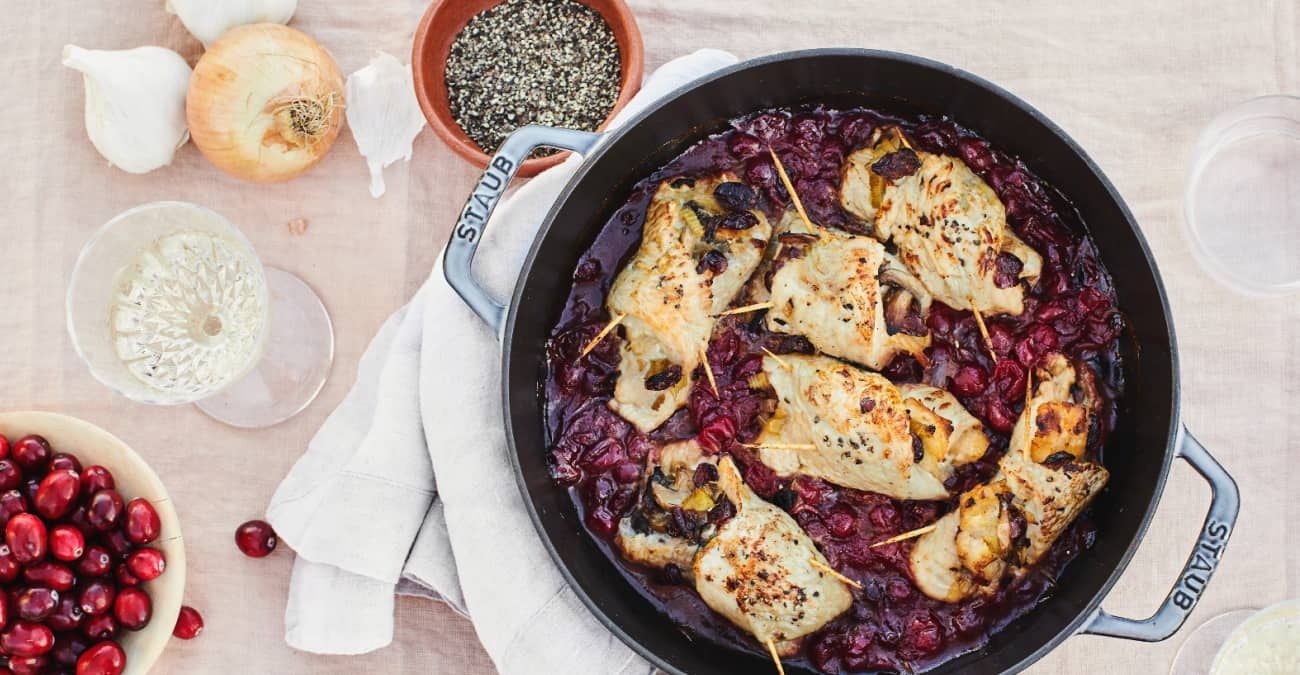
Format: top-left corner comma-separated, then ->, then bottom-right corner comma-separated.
444,0 -> 622,155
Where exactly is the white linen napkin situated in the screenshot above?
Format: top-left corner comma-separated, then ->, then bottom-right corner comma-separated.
267,49 -> 739,672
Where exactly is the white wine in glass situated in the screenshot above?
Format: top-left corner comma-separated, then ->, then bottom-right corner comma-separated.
68,202 -> 333,427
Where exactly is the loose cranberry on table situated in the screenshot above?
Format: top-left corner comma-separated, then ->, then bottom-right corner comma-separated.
173,605 -> 204,640
235,519 -> 278,558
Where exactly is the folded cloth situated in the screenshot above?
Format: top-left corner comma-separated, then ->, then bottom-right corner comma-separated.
267,49 -> 739,671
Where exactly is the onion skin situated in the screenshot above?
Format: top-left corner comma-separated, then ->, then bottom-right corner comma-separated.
187,23 -> 345,183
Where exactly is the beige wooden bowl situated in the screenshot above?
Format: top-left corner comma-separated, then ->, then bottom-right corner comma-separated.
0,411 -> 184,674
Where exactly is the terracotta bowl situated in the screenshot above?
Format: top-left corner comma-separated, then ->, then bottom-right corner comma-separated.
0,412 -> 185,675
412,0 -> 644,177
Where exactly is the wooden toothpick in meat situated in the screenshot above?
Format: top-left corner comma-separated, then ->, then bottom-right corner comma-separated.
809,558 -> 863,590
765,638 -> 787,675
870,523 -> 938,548
768,147 -> 814,231
741,442 -> 817,451
579,312 -> 625,357
717,301 -> 775,316
699,346 -> 719,396
967,294 -> 998,362
761,347 -> 792,370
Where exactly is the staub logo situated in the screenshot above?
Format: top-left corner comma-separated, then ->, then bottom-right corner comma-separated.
456,155 -> 516,243
1173,519 -> 1231,611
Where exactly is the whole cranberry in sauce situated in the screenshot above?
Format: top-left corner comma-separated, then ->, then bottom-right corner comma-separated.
234,520 -> 278,558
173,605 -> 204,640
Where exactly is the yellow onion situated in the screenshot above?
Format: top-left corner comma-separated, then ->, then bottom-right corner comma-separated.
187,23 -> 344,183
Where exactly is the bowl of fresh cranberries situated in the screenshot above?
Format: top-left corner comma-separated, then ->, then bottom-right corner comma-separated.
0,411 -> 185,675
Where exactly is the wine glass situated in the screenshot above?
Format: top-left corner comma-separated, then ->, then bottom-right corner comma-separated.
67,201 -> 334,428
1184,95 -> 1300,295
1170,600 -> 1299,674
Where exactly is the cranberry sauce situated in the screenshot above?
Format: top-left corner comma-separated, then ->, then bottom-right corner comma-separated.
543,106 -> 1124,673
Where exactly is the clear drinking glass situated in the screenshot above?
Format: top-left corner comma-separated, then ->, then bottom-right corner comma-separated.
1170,600 -> 1299,674
1184,95 -> 1300,295
67,201 -> 334,427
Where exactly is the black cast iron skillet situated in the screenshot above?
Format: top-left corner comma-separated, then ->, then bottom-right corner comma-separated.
443,50 -> 1240,674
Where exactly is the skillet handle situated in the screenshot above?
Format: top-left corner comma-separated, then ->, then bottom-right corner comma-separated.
1079,427 -> 1240,642
444,125 -> 602,336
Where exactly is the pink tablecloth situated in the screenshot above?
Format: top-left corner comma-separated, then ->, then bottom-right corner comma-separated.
0,0 -> 1294,672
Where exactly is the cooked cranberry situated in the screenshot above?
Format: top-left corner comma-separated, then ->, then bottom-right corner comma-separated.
6,514 -> 46,563
78,467 -> 114,499
10,436 -> 50,473
78,581 -> 115,617
8,655 -> 48,675
726,131 -> 763,159
51,634 -> 88,666
85,491 -> 123,532
695,250 -> 728,276
985,399 -> 1017,434
76,546 -> 112,578
0,461 -> 23,492
171,605 -> 204,640
904,613 -> 943,655
990,359 -> 1027,404
644,365 -> 682,392
76,640 -> 125,675
1,620 -> 54,657
611,461 -> 640,484
691,463 -> 719,487
950,365 -> 988,398
584,505 -> 618,538
35,470 -> 80,520
46,595 -> 84,631
122,499 -> 160,545
871,148 -> 921,181
81,613 -> 116,641
713,181 -> 758,211
24,562 -> 75,592
50,525 -> 85,562
868,503 -> 900,531
0,489 -> 29,522
743,156 -> 777,189
234,520 -> 278,558
715,211 -> 759,231
696,417 -> 735,454
15,587 -> 59,622
827,509 -> 856,538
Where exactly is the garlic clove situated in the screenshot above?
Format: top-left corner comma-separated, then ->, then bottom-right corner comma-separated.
345,52 -> 427,198
165,0 -> 298,48
62,45 -> 192,175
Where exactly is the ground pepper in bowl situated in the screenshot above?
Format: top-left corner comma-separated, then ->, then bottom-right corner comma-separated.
445,0 -> 623,156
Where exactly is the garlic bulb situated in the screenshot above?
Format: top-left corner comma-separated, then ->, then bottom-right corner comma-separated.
62,45 -> 192,175
165,0 -> 298,47
345,52 -> 427,198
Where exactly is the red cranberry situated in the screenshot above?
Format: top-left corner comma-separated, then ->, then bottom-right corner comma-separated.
50,525 -> 85,562
868,503 -> 901,531
696,417 -> 736,454
6,514 -> 47,563
76,546 -> 112,578
10,436 -> 50,473
35,470 -> 80,520
19,479 -> 39,505
173,605 -> 203,640
81,613 -> 116,641
76,640 -> 125,675
0,461 -> 22,492
51,634 -> 88,666
125,548 -> 164,582
583,506 -> 618,538
78,581 -> 115,617
24,562 -> 75,592
950,365 -> 989,398
0,489 -> 29,522
0,549 -> 21,583
46,595 -> 84,631
122,499 -> 160,545
0,590 -> 8,630
990,359 -> 1027,405
48,453 -> 82,474
8,656 -> 48,675
986,399 -> 1018,434
100,531 -> 131,558
0,434 -> 8,460
0,620 -> 54,656
114,564 -> 140,588
234,520 -> 277,558
86,491 -> 123,532
78,467 -> 114,499
904,613 -> 943,655
65,505 -> 93,536
826,509 -> 857,538
112,587 -> 150,630
14,587 -> 59,622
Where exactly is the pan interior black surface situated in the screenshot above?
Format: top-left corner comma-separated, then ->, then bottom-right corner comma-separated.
502,50 -> 1177,675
